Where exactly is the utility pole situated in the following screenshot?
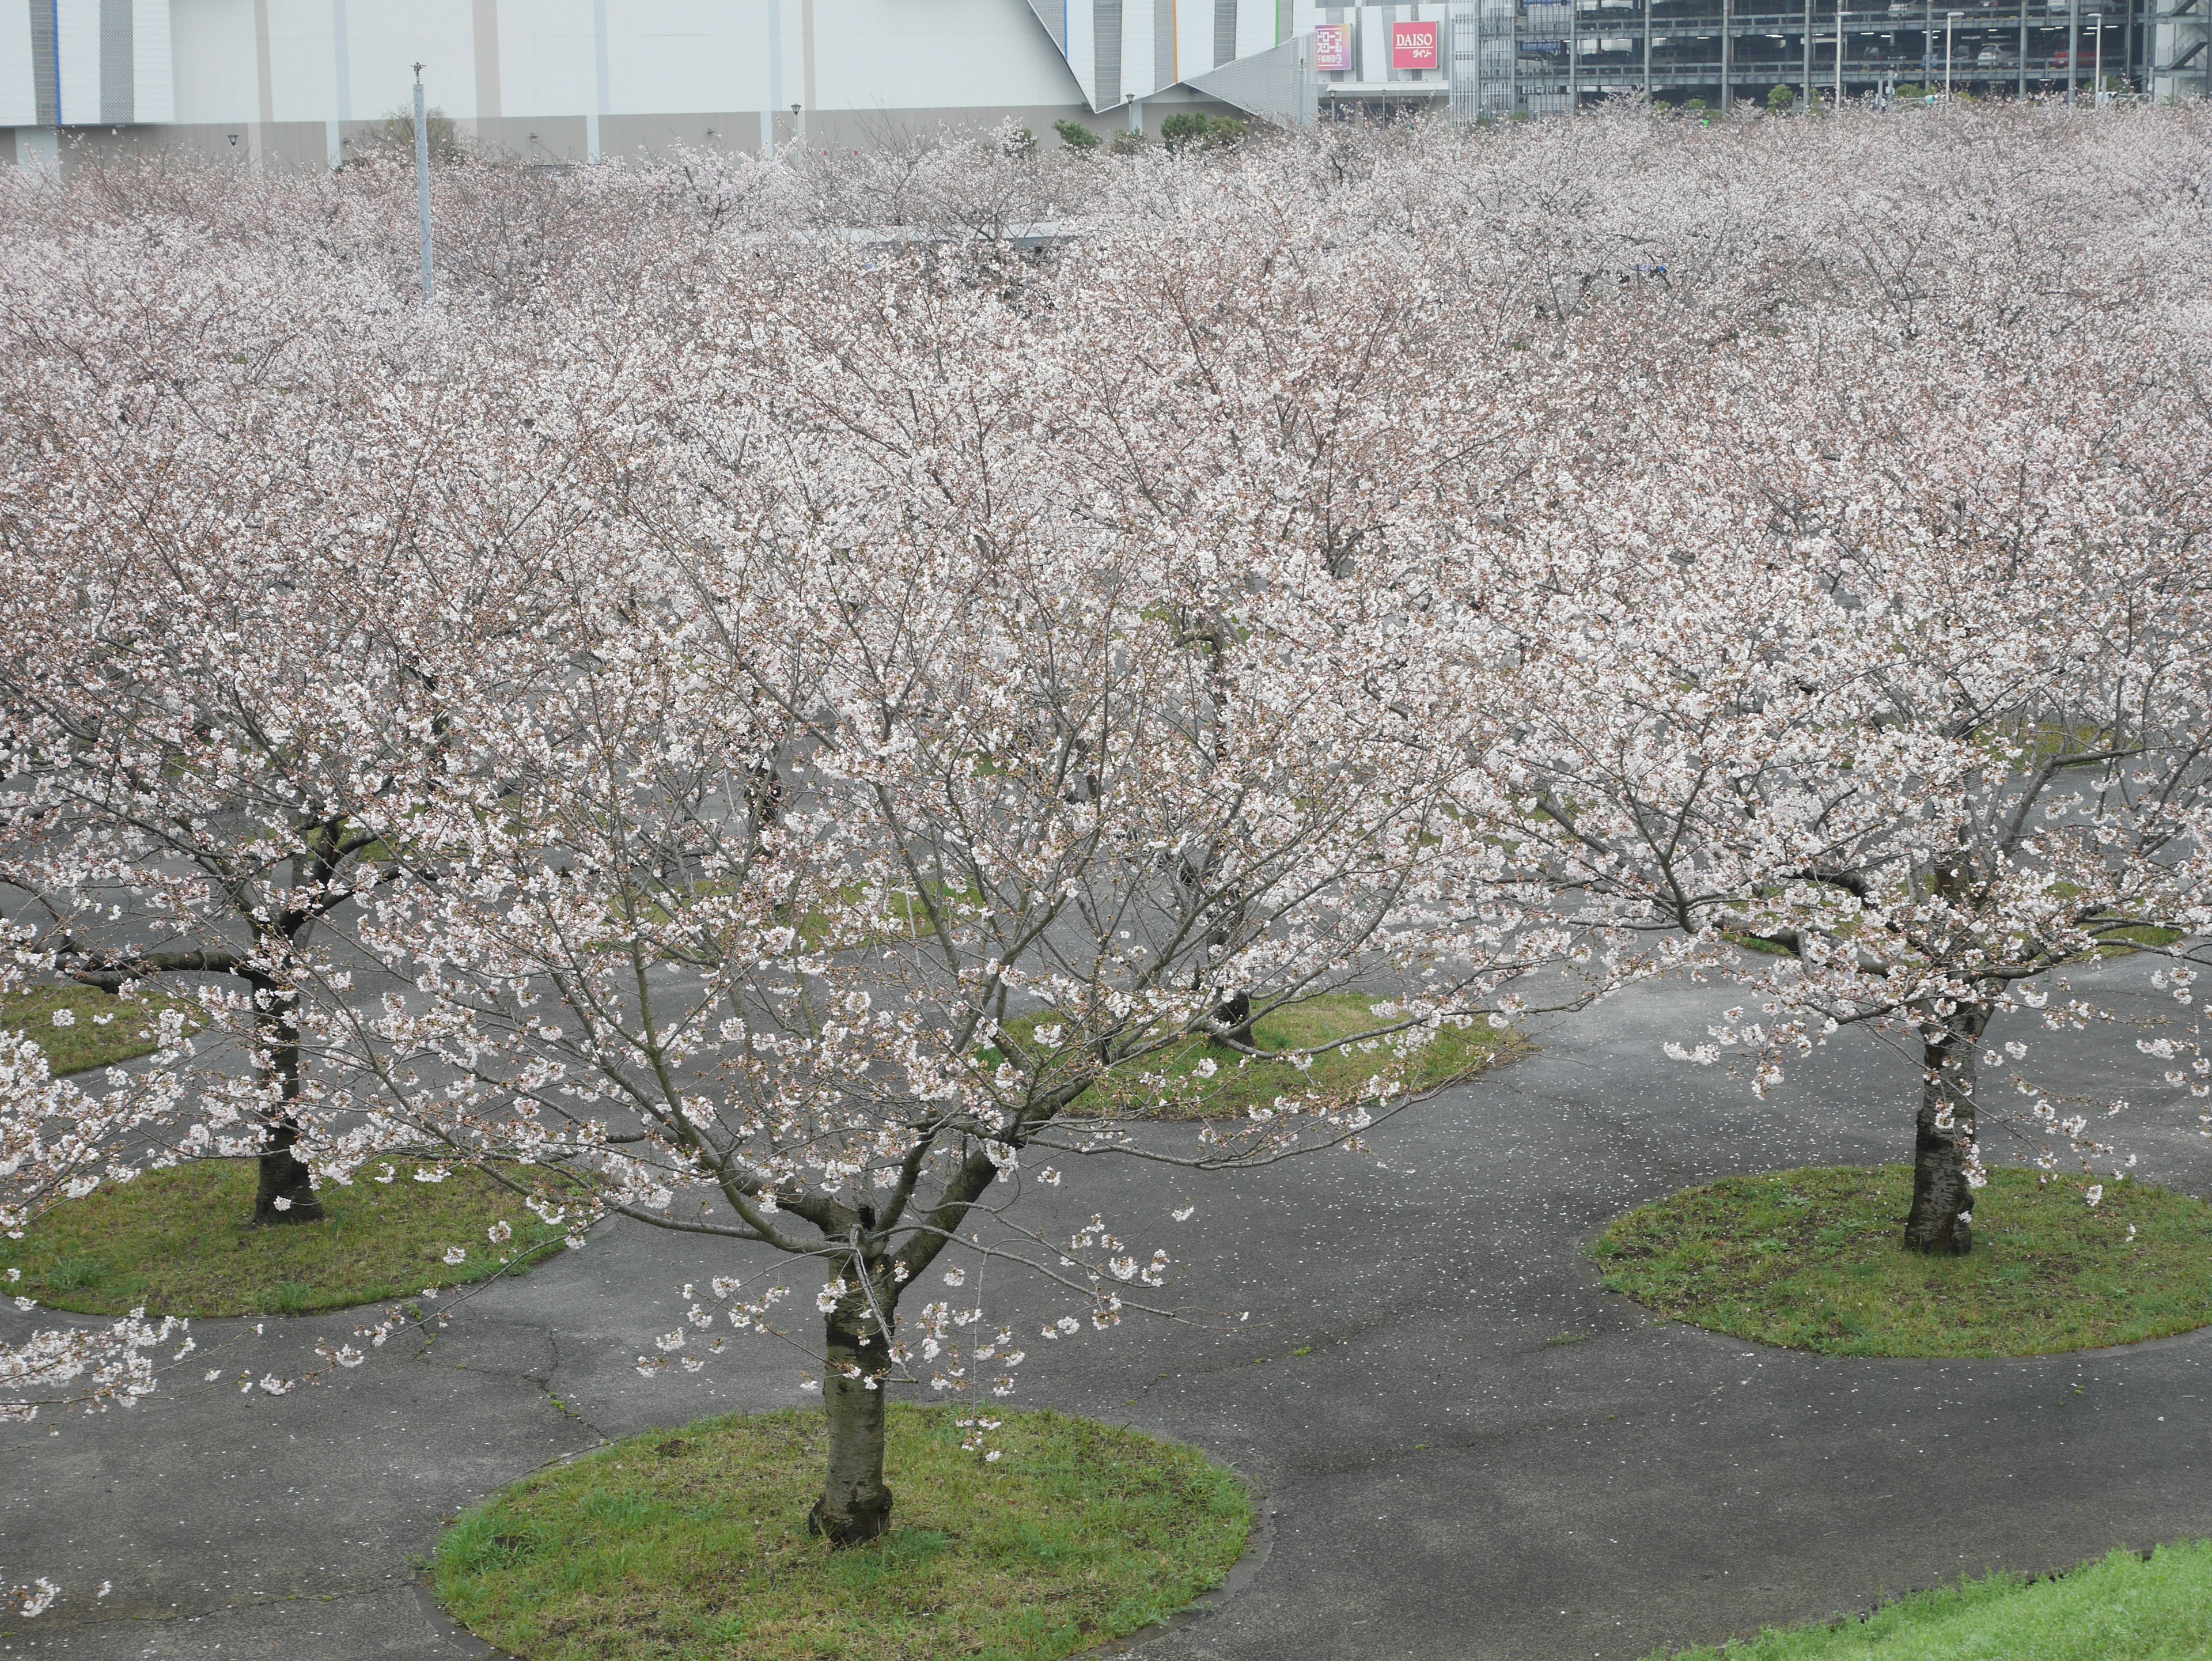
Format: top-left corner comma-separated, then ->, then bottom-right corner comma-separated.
412,65 -> 434,301
2065,0 -> 2077,101
1722,0 -> 1733,108
1804,0 -> 1815,103
2090,9 -> 2102,100
1944,9 -> 1959,94
1569,8 -> 1578,114
1835,0 -> 1844,103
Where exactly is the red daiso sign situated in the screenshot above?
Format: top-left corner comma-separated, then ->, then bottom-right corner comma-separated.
1391,20 -> 1439,69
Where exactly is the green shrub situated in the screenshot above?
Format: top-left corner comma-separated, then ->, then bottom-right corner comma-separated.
1160,112 -> 1250,153
1052,117 -> 1101,150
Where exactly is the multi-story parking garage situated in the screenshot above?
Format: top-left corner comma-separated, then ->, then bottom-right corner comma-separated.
2,0 -> 2202,172
1445,0 -> 2161,115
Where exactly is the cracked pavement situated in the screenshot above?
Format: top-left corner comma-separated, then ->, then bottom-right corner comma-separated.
5,953 -> 2210,1659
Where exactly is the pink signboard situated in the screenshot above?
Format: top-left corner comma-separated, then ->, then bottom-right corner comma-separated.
1313,23 -> 1354,71
1391,20 -> 1440,69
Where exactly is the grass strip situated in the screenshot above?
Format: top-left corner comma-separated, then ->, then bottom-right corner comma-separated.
436,1405 -> 1253,1661
1,982 -> 205,1075
1593,1165 -> 2212,1358
999,993 -> 1525,1121
0,1157 -> 567,1317
1649,1541 -> 2212,1659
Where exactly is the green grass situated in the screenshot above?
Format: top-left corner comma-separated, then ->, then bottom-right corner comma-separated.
0,1157 -> 568,1317
621,878 -> 984,954
1,982 -> 206,1074
2100,924 -> 2187,956
1649,1541 -> 2212,1659
1724,932 -> 1798,957
996,993 -> 1525,1122
435,1405 -> 1254,1661
1592,1166 -> 2212,1358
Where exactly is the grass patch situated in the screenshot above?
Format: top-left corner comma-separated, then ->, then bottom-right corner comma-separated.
2099,923 -> 2187,956
435,1405 -> 1253,1661
997,993 -> 1525,1122
1592,1165 -> 2212,1358
1647,1540 -> 2212,1659
0,1158 -> 567,1317
1,982 -> 205,1075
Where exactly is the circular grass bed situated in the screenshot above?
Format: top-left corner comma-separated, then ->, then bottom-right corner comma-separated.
995,992 -> 1528,1122
0,1157 -> 566,1317
1,981 -> 205,1075
1592,1165 -> 2212,1358
435,1406 -> 1254,1661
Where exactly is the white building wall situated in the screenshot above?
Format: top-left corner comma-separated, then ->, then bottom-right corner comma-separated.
603,0 -> 756,118
1125,0 -> 1157,97
18,0 -> 1209,158
171,0 -> 257,124
498,0 -> 595,124
1238,0 -> 1282,59
134,0 -> 176,119
815,0 -> 1077,112
1179,0 -> 1208,80
55,0 -> 101,120
266,0 -> 336,123
1066,0 -> 1097,105
0,0 -> 36,126
334,1 -> 478,120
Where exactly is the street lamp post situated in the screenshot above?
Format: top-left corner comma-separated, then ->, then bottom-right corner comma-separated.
2090,10 -> 2103,101
2066,0 -> 2078,103
1835,0 -> 1844,103
1944,10 -> 1959,96
411,65 -> 434,301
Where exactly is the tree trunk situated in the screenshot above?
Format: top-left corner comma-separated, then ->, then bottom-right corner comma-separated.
808,1304 -> 893,1546
253,1117 -> 324,1225
249,973 -> 324,1226
1902,1019 -> 1982,1255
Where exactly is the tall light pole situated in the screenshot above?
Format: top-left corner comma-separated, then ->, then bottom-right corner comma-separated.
1803,0 -> 1816,105
411,65 -> 434,301
1835,0 -> 1844,103
1721,0 -> 1733,109
1944,9 -> 1959,96
2066,0 -> 2078,103
2090,10 -> 2103,101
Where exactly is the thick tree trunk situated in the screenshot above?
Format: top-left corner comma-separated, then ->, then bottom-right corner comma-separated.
1211,990 -> 1256,1049
253,1117 -> 324,1225
250,974 -> 324,1226
1902,1019 -> 1983,1256
809,1304 -> 893,1546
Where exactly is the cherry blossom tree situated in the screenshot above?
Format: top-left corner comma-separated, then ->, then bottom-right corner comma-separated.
3,101 -> 2210,1580
324,238 -> 1580,1543
0,181 -> 656,1227
1482,299 -> 2212,1253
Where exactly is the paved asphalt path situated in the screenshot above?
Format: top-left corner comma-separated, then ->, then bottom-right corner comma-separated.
6,953 -> 2210,1660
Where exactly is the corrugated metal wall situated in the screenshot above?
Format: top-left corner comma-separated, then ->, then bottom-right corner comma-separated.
1095,0 -> 1123,103
1,0 -> 171,125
